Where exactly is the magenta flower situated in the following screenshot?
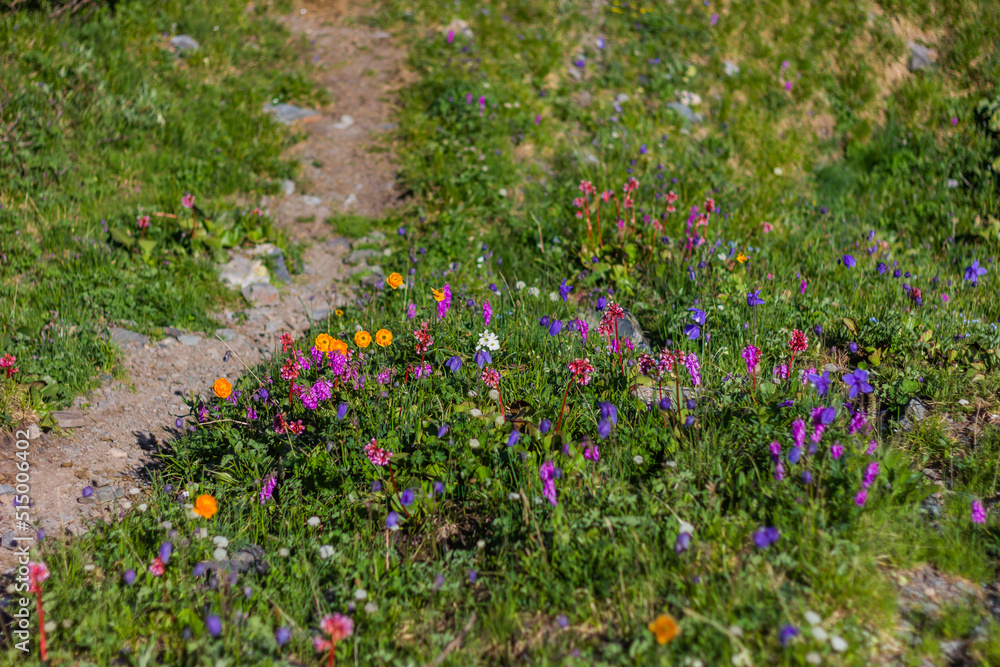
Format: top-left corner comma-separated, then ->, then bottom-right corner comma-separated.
182,193 -> 195,208
972,499 -> 986,524
259,473 -> 277,504
483,300 -> 493,327
540,460 -> 557,506
741,345 -> 760,375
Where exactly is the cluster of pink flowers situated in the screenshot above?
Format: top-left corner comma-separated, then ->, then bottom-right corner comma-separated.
301,379 -> 333,410
539,460 -> 557,506
364,438 -> 392,467
259,473 -> 277,504
481,368 -> 501,389
136,215 -> 150,230
314,613 -> 354,654
568,358 -> 594,385
436,284 -> 452,320
413,322 -> 434,355
273,414 -> 304,435
483,300 -> 493,327
0,354 -> 17,378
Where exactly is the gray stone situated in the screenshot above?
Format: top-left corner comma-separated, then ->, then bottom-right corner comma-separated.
218,255 -> 270,289
373,31 -> 391,39
272,254 -> 291,283
110,327 -> 149,346
25,423 -> 41,440
667,102 -> 701,123
378,123 -> 398,130
326,237 -> 352,250
908,42 -> 933,71
905,397 -> 928,423
823,363 -> 839,373
0,484 -> 15,496
77,486 -> 125,504
265,319 -> 288,333
262,103 -> 319,125
215,328 -> 238,342
205,545 -> 270,576
311,306 -> 330,321
177,335 -> 201,346
344,193 -> 358,207
242,283 -> 280,306
281,179 -> 295,196
52,410 -> 84,428
344,249 -> 380,265
1,531 -> 22,550
302,195 -> 322,207
333,115 -> 354,130
164,326 -> 186,338
724,60 -> 740,77
170,35 -> 200,52
248,243 -> 282,258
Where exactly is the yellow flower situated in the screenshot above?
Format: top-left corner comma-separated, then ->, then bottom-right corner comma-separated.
335,309 -> 344,317
387,273 -> 403,290
736,252 -> 748,264
375,329 -> 393,347
431,288 -> 446,302
330,339 -> 348,356
354,331 -> 372,348
212,378 -> 232,399
648,614 -> 679,645
193,494 -> 218,519
314,333 -> 334,353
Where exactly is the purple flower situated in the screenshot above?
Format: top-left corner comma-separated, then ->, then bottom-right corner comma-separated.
584,443 -> 599,461
260,473 -> 277,504
159,542 -> 173,565
753,527 -> 780,549
779,625 -> 799,647
599,402 -> 618,425
205,614 -> 222,637
474,349 -> 492,368
807,370 -> 830,396
433,481 -> 445,496
685,324 -> 701,340
964,260 -> 988,286
688,307 -> 706,325
597,418 -> 611,440
854,489 -> 868,506
483,300 -> 493,327
674,532 -> 692,553
788,446 -> 802,464
548,320 -> 563,336
842,368 -> 873,398
386,511 -> 399,529
175,417 -> 184,429
123,569 -> 136,586
842,255 -> 856,268
193,562 -> 209,577
336,403 -> 349,420
82,486 -> 93,498
830,442 -> 843,459
446,356 -> 462,373
595,297 -> 607,311
275,627 -> 291,647
893,269 -> 902,279
540,461 -> 558,505
746,290 -> 765,306
468,570 -> 478,582
401,488 -> 415,506
862,461 -> 879,488
972,499 -> 987,524
801,470 -> 813,484
438,424 -> 449,438
539,419 -> 552,434
877,262 -> 887,275
538,315 -> 551,327
507,430 -> 520,447
559,279 -> 573,302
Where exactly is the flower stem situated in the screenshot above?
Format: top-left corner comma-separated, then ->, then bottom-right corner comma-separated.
387,462 -> 410,519
36,592 -> 47,661
555,379 -> 572,434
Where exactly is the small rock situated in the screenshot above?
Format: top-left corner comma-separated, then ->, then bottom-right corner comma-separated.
311,306 -> 330,321
110,327 -> 149,346
175,335 -> 200,346
326,237 -> 351,250
242,283 -> 280,306
724,60 -> 740,77
218,255 -> 270,289
373,30 -> 391,39
108,448 -> 128,459
91,475 -> 112,488
248,243 -> 282,258
958,399 -> 970,406
614,93 -> 629,104
24,423 -> 41,440
344,249 -> 379,266
52,410 -> 84,428
302,195 -> 322,206
77,486 -> 125,504
265,319 -> 288,333
272,254 -> 292,283
333,115 -> 354,130
281,180 -> 296,196
344,193 -> 358,207
905,397 -> 928,423
169,35 -> 200,52
0,485 -> 15,496
823,363 -> 839,372
443,18 -> 473,39
215,328 -> 238,342
908,42 -> 933,71
262,103 -> 319,125
667,102 -> 701,123
1,531 -> 21,550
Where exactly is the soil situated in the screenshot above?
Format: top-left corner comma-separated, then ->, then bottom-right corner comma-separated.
0,0 -> 402,572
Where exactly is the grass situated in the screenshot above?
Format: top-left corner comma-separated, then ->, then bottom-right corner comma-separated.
4,0 -> 1000,665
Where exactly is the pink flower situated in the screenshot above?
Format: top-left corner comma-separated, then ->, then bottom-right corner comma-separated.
136,215 -> 150,230
406,303 -> 417,319
483,300 -> 493,327
182,193 -> 195,208
941,294 -> 950,303
568,358 -> 595,385
788,329 -> 808,353
865,440 -> 878,455
27,562 -> 49,594
972,499 -> 987,524
148,557 -> 165,577
364,439 -> 392,467
830,442 -> 843,459
800,280 -> 807,294
584,443 -> 599,462
481,368 -> 500,389
762,222 -> 774,233
321,613 -> 354,642
854,489 -> 868,507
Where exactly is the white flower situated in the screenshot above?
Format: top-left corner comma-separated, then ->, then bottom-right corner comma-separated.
488,389 -> 500,401
477,539 -> 486,549
195,528 -> 208,539
806,652 -> 821,665
84,564 -> 95,572
213,547 -> 228,560
477,330 -> 500,351
354,589 -> 367,600
469,438 -> 480,449
810,626 -> 828,642
469,408 -> 482,418
137,503 -> 148,512
160,521 -> 173,531
804,611 -> 821,626
364,602 -> 378,614
727,625 -> 743,638
509,492 -> 520,500
527,287 -> 540,297
318,545 -> 335,559
633,455 -> 644,464
678,90 -> 702,106
678,520 -> 695,534
278,548 -> 290,557
548,291 -> 558,301
515,280 -> 526,290
467,390 -> 478,398
494,415 -> 505,427
307,516 -> 321,527
533,496 -> 544,505
830,635 -> 847,652
213,535 -> 229,548
477,256 -> 484,264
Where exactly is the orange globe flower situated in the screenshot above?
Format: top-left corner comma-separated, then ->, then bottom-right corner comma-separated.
193,494 -> 218,519
647,614 -> 679,645
212,378 -> 232,399
330,339 -> 349,356
314,333 -> 335,353
354,331 -> 372,348
431,288 -> 446,302
387,273 -> 403,290
375,329 -> 393,347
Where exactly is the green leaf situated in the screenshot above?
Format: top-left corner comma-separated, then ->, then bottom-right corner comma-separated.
110,228 -> 135,248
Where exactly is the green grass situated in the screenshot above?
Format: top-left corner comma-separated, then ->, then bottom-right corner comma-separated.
6,0 -> 1000,664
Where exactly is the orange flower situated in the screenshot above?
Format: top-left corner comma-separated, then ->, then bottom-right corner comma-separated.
354,331 -> 372,348
375,329 -> 393,347
431,288 -> 446,302
387,273 -> 403,289
648,614 -> 679,645
314,333 -> 334,353
193,494 -> 218,519
212,378 -> 232,399
330,339 -> 349,356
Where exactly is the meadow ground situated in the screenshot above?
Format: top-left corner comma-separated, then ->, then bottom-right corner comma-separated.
1,0 -> 999,665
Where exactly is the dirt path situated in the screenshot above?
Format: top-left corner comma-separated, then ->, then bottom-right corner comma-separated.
0,0 -> 404,571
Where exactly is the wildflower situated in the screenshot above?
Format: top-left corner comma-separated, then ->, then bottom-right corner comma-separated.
354,330 -> 372,348
842,368 -> 873,398
481,368 -> 500,389
212,378 -> 232,399
27,562 -> 50,659
847,411 -> 869,435
806,370 -> 830,397
364,439 -> 392,466
736,252 -> 748,264
780,625 -> 799,647
548,319 -> 563,336
647,614 -> 679,645
280,332 -> 295,353
674,532 -> 691,553
193,494 -> 218,519
434,284 -> 452,319
685,323 -> 700,340
854,489 -> 868,506
688,307 -> 706,325
483,300 -> 493,327
336,403 -> 349,420
477,330 -> 500,351
406,303 -> 417,319
414,321 -> 434,354
762,222 -> 774,233
972,499 -> 987,524
684,352 -> 702,386
539,419 -> 552,434
260,473 -> 277,504
584,443 -> 600,461
753,526 -> 780,549
862,461 -> 879,489
123,569 -> 137,586
597,419 -> 611,440
276,627 -> 291,647
400,489 -> 415,506
474,349 -> 492,368
559,279 -> 573,302
182,193 -> 195,208
568,358 -> 595,385
746,290 -> 765,306
148,557 -> 166,576
375,329 -> 393,347
0,354 -> 17,377
830,442 -> 843,459
446,356 -> 462,373
571,318 -> 589,342
540,461 -> 558,505
159,541 -> 173,564
800,279 -> 807,294
877,262 -> 887,274
842,255 -> 856,268
774,461 -> 785,481
507,430 -> 520,447
387,272 -> 403,289
964,260 -> 988,286
788,329 -> 808,353
136,214 -> 150,230
741,345 -> 760,376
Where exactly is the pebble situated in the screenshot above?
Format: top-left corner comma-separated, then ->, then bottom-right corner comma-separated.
110,327 -> 149,346
1,531 -> 22,550
333,115 -> 355,130
77,486 -> 125,504
344,249 -> 380,266
169,35 -> 200,52
52,410 -> 85,428
724,60 -> 740,76
218,255 -> 270,289
908,41 -> 933,71
281,179 -> 296,195
344,193 -> 358,207
302,195 -> 322,206
666,101 -> 701,123
242,283 -> 280,306
178,335 -> 201,346
109,448 -> 128,459
25,423 -> 41,439
262,103 -> 319,125
0,485 -> 15,496
215,328 -> 238,342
